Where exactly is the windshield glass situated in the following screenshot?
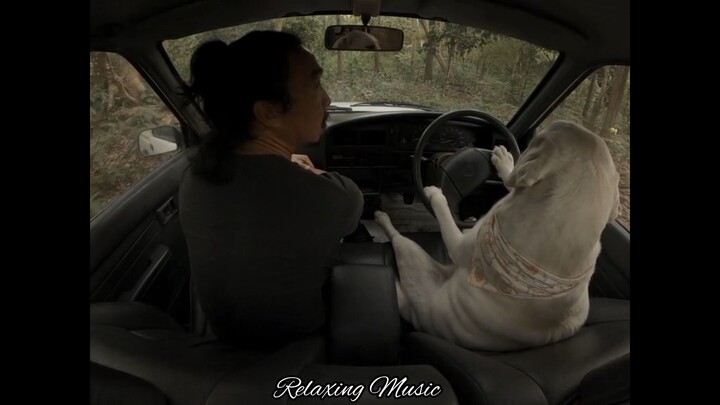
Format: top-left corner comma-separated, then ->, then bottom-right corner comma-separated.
164,15 -> 558,123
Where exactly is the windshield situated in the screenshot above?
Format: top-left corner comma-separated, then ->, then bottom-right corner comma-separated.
164,15 -> 558,123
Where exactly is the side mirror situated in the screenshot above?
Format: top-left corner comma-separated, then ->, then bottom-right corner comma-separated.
137,125 -> 181,157
324,25 -> 404,51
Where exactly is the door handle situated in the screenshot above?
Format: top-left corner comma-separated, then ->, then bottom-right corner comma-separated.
156,197 -> 178,224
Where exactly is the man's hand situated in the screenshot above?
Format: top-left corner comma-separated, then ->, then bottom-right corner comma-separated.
291,154 -> 315,168
291,154 -> 326,174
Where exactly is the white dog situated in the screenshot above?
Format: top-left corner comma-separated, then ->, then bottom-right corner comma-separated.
332,30 -> 381,50
375,121 -> 620,351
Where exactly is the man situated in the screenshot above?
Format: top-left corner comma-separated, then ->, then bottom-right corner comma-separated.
180,31 -> 363,347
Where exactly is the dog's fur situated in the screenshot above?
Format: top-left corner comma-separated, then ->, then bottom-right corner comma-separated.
375,121 -> 620,351
332,30 -> 381,50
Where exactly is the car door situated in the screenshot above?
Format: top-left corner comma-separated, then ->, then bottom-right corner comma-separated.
89,51 -> 192,327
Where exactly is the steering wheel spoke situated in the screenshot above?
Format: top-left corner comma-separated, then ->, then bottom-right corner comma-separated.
439,147 -> 494,197
413,110 -> 521,228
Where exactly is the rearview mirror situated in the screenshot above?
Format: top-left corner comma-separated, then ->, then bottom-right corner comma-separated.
325,25 -> 403,51
137,125 -> 181,157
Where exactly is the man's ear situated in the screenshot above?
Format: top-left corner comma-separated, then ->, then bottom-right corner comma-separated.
253,100 -> 283,128
505,140 -> 557,188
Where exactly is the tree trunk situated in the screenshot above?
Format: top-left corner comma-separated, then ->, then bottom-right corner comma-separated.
419,20 -> 450,75
424,47 -> 434,81
419,19 -> 430,37
620,83 -> 631,132
336,53 -> 344,79
115,59 -> 146,103
509,51 -> 523,101
90,53 -> 108,122
434,47 -> 450,75
586,67 -> 610,131
600,66 -> 630,138
519,66 -> 530,102
510,51 -> 521,82
444,45 -> 453,85
517,46 -> 533,101
421,20 -> 436,81
478,55 -> 488,81
336,16 -> 344,79
581,73 -> 597,119
101,53 -> 118,110
410,20 -> 417,68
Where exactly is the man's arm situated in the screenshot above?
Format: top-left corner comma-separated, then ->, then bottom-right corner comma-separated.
320,171 -> 364,235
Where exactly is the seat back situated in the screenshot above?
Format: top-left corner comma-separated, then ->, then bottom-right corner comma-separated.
90,301 -> 460,404
90,301 -> 325,405
401,297 -> 630,404
91,362 -> 167,405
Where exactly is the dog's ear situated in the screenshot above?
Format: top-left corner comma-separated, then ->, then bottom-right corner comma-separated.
505,139 -> 557,188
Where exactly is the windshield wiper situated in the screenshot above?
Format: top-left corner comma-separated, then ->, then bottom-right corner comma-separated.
326,105 -> 353,112
350,101 -> 437,111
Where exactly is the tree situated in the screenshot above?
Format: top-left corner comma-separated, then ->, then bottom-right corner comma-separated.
421,20 -> 438,81
581,73 -> 597,119
335,16 -> 344,79
600,66 -> 630,137
507,42 -> 539,103
91,53 -> 148,112
282,17 -> 323,51
584,67 -> 610,131
420,21 -> 496,83
443,25 -> 495,84
410,19 -> 419,68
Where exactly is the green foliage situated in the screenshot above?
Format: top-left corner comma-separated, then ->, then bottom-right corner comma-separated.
92,16 -> 629,228
438,24 -> 496,59
90,52 -> 180,218
162,16 -> 558,122
541,65 -> 631,229
283,18 -> 325,51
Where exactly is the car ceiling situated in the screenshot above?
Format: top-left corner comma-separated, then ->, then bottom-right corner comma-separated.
90,0 -> 629,63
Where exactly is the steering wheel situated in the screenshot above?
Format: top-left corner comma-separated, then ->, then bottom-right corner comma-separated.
413,110 -> 521,228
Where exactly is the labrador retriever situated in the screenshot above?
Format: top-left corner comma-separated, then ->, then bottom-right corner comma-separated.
375,121 -> 620,351
332,30 -> 381,50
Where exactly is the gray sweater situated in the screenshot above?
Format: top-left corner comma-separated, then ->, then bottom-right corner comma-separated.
179,154 -> 363,346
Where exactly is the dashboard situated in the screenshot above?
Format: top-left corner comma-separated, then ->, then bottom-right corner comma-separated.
329,120 -> 490,152
316,112 -> 500,195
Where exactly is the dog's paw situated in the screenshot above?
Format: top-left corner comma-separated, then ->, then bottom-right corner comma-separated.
375,211 -> 400,238
491,145 -> 514,182
374,210 -> 391,225
424,186 -> 445,202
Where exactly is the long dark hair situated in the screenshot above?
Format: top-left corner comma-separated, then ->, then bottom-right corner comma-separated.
183,31 -> 303,183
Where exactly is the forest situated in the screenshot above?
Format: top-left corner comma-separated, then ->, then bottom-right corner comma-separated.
90,15 -> 630,228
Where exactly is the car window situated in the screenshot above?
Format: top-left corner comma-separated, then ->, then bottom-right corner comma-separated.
163,15 -> 558,123
90,52 -> 182,219
538,65 -> 630,230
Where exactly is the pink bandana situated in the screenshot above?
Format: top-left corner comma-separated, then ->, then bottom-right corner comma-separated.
467,215 -> 593,298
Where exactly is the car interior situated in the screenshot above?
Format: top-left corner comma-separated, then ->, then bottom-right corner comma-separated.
90,1 -> 630,404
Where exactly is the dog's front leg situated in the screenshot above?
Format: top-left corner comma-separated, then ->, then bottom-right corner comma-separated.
491,145 -> 515,191
425,186 -> 466,264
